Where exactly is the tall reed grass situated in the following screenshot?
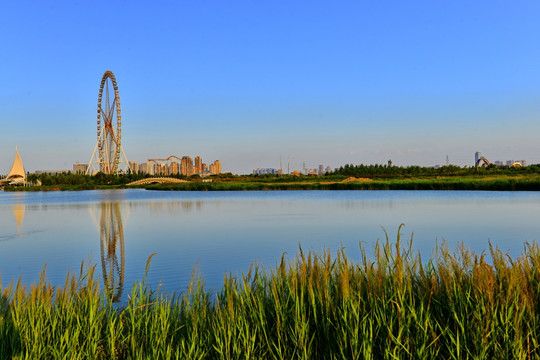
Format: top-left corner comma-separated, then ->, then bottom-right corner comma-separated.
2,228 -> 540,359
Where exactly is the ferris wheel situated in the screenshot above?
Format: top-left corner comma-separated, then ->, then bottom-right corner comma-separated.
87,70 -> 130,175
98,202 -> 125,303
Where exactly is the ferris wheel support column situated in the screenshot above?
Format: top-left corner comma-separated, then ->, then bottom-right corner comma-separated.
87,126 -> 105,175
120,146 -> 131,173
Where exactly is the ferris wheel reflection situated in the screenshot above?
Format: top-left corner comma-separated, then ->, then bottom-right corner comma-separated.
94,202 -> 125,303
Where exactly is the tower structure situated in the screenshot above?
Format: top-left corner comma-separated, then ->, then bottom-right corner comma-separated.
87,70 -> 130,175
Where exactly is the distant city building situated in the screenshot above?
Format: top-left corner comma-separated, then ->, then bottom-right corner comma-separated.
170,161 -> 179,175
73,163 -> 88,174
139,162 -> 154,175
35,170 -> 70,175
134,156 -> 221,176
214,160 -> 221,174
195,156 -> 202,172
509,160 -> 527,167
128,161 -> 139,174
253,164 -> 332,176
154,163 -> 169,175
474,152 -> 527,167
475,152 -> 481,166
181,156 -> 194,176
253,168 -> 277,175
209,160 -> 222,175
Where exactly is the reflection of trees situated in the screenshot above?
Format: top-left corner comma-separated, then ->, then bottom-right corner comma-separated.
98,202 -> 125,303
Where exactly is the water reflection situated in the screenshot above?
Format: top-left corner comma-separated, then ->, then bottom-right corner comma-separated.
2,190 -> 540,305
148,200 -> 205,213
12,204 -> 25,232
92,202 -> 125,303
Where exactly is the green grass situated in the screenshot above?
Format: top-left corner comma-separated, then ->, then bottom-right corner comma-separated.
145,176 -> 540,191
3,184 -> 126,191
5,174 -> 540,192
2,230 -> 540,359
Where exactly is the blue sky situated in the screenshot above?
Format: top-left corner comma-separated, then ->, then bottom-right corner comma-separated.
1,1 -> 539,174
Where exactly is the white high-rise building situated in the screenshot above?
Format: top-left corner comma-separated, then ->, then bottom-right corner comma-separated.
475,152 -> 481,166
128,161 -> 139,174
73,163 -> 88,174
139,162 -> 154,175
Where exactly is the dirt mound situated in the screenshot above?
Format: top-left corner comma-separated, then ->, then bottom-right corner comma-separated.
341,177 -> 372,183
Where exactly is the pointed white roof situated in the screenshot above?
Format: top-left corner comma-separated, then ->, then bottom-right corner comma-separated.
6,147 -> 26,182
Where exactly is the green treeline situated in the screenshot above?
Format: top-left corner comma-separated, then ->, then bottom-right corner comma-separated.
26,172 -> 149,187
332,163 -> 540,178
4,172 -> 186,191
3,164 -> 540,191
21,171 -> 234,187
2,234 -> 540,359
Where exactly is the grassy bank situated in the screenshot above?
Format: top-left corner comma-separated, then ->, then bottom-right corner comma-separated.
2,232 -> 540,359
4,172 -> 540,191
145,175 -> 540,191
3,184 -> 127,191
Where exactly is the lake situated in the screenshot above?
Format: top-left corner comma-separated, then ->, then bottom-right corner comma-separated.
1,189 -> 539,303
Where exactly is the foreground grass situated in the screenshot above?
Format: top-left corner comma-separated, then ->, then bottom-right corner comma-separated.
2,232 -> 540,359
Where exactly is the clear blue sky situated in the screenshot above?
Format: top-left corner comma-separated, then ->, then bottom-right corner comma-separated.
1,1 -> 539,174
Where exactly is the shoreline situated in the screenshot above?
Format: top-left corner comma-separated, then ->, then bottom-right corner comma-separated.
4,175 -> 540,192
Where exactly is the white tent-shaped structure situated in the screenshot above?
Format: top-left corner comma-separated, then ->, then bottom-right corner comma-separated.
4,147 -> 26,185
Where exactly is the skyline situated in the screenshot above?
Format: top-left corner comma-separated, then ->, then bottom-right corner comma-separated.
2,1 -> 540,174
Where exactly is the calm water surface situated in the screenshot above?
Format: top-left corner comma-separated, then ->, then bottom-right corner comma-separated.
1,189 -> 539,303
